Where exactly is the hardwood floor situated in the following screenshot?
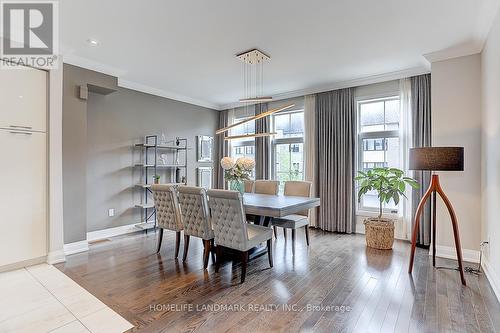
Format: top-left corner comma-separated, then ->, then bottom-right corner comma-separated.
56,229 -> 500,333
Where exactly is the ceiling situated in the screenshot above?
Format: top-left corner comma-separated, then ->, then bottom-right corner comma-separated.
61,0 -> 500,110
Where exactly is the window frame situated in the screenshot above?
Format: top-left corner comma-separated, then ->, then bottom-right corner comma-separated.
271,109 -> 305,187
229,115 -> 256,179
356,95 -> 401,216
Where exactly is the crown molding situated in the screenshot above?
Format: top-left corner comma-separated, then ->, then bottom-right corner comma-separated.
476,0 -> 500,50
62,53 -> 220,110
63,53 -> 127,78
118,79 -> 220,110
63,53 -> 431,111
424,0 -> 500,64
219,66 -> 430,110
423,44 -> 483,64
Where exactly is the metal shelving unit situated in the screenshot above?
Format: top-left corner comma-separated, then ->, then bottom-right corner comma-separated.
134,135 -> 188,231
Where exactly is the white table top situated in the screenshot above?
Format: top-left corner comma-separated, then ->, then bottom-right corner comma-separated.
242,193 -> 320,218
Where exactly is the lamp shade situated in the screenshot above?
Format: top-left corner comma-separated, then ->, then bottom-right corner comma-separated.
409,147 -> 464,171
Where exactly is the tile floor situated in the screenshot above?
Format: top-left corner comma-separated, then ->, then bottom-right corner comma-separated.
0,263 -> 134,333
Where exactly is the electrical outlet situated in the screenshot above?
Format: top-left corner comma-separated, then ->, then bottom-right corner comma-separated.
108,208 -> 115,217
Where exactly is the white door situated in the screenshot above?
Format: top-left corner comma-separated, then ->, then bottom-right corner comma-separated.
0,130 -> 47,266
0,65 -> 47,132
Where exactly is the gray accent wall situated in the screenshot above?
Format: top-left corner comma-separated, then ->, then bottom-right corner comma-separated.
86,88 -> 217,233
62,64 -> 117,244
62,64 -> 217,244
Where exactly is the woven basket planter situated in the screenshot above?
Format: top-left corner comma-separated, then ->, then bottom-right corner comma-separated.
364,217 -> 395,250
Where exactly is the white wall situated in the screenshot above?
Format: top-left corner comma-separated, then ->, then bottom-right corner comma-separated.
431,54 -> 482,258
481,8 -> 500,299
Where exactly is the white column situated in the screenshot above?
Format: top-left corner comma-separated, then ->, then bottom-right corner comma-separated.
47,57 -> 65,264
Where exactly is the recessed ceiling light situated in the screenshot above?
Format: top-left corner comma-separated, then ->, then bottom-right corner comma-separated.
87,38 -> 99,46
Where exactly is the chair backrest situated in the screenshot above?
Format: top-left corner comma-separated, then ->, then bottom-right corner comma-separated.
151,184 -> 183,231
207,189 -> 248,251
284,181 -> 313,217
177,186 -> 213,239
243,180 -> 255,193
254,180 -> 279,195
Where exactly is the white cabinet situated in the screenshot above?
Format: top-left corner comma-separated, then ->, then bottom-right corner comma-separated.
0,64 -> 47,268
0,66 -> 47,132
0,130 -> 47,266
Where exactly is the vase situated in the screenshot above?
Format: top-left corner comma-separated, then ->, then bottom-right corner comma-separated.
230,180 -> 244,194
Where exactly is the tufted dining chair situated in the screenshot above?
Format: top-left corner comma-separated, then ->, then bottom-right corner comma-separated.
254,180 -> 279,195
243,180 -> 255,193
251,180 -> 279,227
271,181 -> 313,249
207,189 -> 273,283
177,186 -> 215,268
151,184 -> 184,258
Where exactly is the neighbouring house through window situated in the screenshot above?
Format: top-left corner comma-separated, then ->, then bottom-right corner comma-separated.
357,96 -> 401,214
272,110 -> 305,192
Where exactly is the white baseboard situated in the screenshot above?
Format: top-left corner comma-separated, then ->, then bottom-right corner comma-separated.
61,224 -> 145,256
63,240 -> 89,256
433,245 -> 480,264
87,223 -> 142,242
0,256 -> 47,273
482,257 -> 500,302
47,250 -> 66,264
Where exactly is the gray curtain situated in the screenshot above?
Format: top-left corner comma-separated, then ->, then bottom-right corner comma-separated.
411,74 -> 432,246
316,88 -> 356,233
255,103 -> 270,179
215,110 -> 229,189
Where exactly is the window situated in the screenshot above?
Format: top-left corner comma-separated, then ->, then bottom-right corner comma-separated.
272,110 -> 305,192
357,97 -> 401,213
230,116 -> 256,178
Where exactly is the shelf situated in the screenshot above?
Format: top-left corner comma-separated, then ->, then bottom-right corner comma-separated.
135,221 -> 156,230
135,203 -> 155,209
134,164 -> 187,168
135,143 -> 190,150
135,182 -> 186,188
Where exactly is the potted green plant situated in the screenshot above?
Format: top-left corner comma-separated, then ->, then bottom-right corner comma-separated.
153,175 -> 160,184
355,167 -> 419,250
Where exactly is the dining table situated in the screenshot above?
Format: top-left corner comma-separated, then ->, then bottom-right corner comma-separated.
242,192 -> 321,227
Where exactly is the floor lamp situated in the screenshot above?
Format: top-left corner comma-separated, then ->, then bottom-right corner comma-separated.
408,147 -> 466,285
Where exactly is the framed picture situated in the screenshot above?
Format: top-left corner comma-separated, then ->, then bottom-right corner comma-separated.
197,167 -> 213,189
197,135 -> 213,162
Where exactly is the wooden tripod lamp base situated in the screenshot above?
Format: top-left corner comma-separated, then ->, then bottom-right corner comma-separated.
407,147 -> 466,286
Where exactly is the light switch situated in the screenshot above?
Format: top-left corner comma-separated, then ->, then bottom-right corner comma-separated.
108,208 -> 115,217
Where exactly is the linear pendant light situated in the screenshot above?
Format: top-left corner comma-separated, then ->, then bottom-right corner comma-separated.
224,132 -> 278,141
238,96 -> 273,103
217,49 -> 287,140
216,103 -> 295,135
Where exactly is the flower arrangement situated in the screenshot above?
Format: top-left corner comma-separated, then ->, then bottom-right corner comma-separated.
221,157 -> 255,181
221,157 -> 255,193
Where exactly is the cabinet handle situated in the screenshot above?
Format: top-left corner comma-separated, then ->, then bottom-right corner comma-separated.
9,131 -> 32,135
9,125 -> 32,129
